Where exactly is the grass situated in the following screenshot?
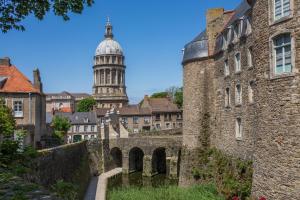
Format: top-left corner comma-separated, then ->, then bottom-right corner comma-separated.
108,184 -> 225,200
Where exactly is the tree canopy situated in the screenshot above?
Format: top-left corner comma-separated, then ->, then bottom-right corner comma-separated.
0,99 -> 16,137
51,115 -> 71,143
76,97 -> 96,112
151,92 -> 169,98
0,0 -> 94,33
150,86 -> 183,108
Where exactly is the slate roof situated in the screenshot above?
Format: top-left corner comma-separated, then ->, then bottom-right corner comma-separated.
0,65 -> 40,93
48,111 -> 97,125
182,30 -> 209,63
183,0 -> 251,62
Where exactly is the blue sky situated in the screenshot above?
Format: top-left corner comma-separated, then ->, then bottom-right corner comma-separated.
0,0 -> 241,103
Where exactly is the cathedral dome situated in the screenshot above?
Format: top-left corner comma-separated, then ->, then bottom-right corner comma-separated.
95,38 -> 123,56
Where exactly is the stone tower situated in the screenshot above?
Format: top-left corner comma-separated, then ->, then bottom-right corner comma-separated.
93,18 -> 129,108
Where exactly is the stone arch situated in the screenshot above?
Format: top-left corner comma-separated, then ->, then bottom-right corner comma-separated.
110,147 -> 122,168
129,147 -> 144,172
152,147 -> 167,174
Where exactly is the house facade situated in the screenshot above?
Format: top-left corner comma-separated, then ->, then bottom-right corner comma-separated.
0,57 -> 47,147
97,96 -> 182,133
180,0 -> 299,199
46,92 -> 91,113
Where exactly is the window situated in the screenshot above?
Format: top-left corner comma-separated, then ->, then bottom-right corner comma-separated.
247,47 -> 253,67
233,21 -> 241,39
224,59 -> 230,76
176,113 -> 182,120
164,113 -> 171,121
91,125 -> 95,132
84,135 -> 89,140
235,84 -> 242,105
155,114 -> 160,121
76,125 -> 80,132
225,88 -> 231,108
133,116 -> 139,124
155,124 -> 161,130
235,53 -> 241,72
133,128 -> 139,133
91,135 -> 95,139
166,123 -> 170,129
248,81 -> 255,103
144,117 -> 150,124
13,100 -> 23,117
84,125 -> 88,132
274,0 -> 291,21
273,34 -> 292,75
235,118 -> 242,139
122,117 -> 128,124
246,17 -> 252,35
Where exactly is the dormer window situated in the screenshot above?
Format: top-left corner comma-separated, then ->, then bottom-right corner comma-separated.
246,17 -> 252,35
84,117 -> 89,123
234,22 -> 240,39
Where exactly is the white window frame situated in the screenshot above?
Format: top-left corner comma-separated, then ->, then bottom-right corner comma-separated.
272,33 -> 293,75
273,0 -> 291,21
247,47 -> 253,68
235,84 -> 242,105
91,125 -> 95,132
235,118 -> 242,140
225,87 -> 231,108
224,59 -> 230,76
155,123 -> 161,130
13,99 -> 23,118
248,81 -> 255,104
133,116 -> 139,124
235,52 -> 241,72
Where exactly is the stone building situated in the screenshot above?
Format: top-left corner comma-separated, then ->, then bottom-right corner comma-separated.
46,91 -> 90,113
97,96 -> 182,133
92,19 -> 128,108
0,57 -> 47,147
180,0 -> 299,199
48,111 -> 98,143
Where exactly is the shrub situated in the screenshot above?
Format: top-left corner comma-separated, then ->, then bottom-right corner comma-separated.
52,180 -> 78,200
192,148 -> 253,200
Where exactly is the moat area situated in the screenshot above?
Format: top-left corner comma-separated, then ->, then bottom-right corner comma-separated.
107,172 -> 178,190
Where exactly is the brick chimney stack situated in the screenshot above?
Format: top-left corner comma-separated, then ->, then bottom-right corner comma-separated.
33,68 -> 43,93
0,57 -> 11,66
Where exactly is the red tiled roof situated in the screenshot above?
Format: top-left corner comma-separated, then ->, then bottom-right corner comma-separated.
59,107 -> 73,113
0,65 -> 40,93
147,98 -> 180,113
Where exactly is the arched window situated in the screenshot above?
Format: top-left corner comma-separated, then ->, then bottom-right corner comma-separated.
235,84 -> 242,105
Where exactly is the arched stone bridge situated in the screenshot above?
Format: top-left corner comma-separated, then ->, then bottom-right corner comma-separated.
102,134 -> 182,178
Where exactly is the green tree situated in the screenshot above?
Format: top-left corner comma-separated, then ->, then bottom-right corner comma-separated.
0,99 -> 16,140
0,0 -> 94,33
151,92 -> 168,98
51,116 -> 71,144
174,87 -> 183,108
76,97 -> 96,112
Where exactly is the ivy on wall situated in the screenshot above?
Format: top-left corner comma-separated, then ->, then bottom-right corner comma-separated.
191,148 -> 253,200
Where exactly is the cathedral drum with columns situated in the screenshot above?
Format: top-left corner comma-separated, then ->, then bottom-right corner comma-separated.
93,19 -> 129,109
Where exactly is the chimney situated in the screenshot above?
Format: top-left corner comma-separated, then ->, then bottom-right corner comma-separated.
206,8 -> 226,55
33,68 -> 43,93
0,57 -> 11,66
